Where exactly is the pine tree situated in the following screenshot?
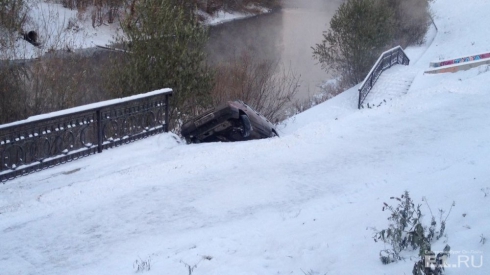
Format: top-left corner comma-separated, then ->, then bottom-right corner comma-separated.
312,0 -> 394,87
108,0 -> 213,130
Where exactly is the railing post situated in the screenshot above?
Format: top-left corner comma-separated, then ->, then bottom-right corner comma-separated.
358,90 -> 362,109
96,109 -> 103,153
164,94 -> 170,132
390,50 -> 394,68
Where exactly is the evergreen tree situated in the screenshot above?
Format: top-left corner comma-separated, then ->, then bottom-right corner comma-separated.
312,0 -> 394,87
108,0 -> 213,129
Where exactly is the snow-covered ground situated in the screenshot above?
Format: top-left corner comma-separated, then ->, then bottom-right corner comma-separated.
1,0 -> 490,274
5,1 -> 269,60
4,1 -> 121,60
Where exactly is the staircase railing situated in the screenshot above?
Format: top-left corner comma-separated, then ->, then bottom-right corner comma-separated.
358,46 -> 410,109
0,88 -> 172,182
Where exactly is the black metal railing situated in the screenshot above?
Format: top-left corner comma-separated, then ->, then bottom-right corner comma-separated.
358,46 -> 410,109
0,88 -> 172,182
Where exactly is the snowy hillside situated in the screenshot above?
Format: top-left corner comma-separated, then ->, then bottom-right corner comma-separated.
1,0 -> 490,275
6,1 -> 266,60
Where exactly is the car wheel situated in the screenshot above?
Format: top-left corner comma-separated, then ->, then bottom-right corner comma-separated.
240,114 -> 251,138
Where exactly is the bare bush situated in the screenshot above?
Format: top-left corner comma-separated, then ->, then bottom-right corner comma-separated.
27,51 -> 112,114
0,62 -> 30,124
0,0 -> 116,125
58,0 -> 121,26
210,52 -> 300,123
0,49 -> 114,125
289,81 -> 344,116
0,0 -> 28,32
373,191 -> 455,275
0,0 -> 29,53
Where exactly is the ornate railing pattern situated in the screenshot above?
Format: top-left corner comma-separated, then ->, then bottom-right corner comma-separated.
358,46 -> 410,109
0,88 -> 172,182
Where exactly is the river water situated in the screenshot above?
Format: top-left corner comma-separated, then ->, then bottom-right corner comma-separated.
206,0 -> 343,101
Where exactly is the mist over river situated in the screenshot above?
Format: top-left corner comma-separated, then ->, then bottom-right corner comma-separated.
206,0 -> 344,100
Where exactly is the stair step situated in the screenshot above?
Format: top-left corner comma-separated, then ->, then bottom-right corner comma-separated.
362,65 -> 417,108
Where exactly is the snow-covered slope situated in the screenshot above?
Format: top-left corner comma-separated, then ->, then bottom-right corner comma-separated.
1,0 -> 490,274
4,1 -> 121,60
5,1 -> 269,60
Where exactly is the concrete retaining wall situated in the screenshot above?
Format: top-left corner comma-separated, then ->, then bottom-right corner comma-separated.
425,58 -> 490,74
429,52 -> 490,68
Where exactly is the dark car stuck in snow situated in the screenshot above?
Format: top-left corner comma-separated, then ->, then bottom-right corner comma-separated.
181,100 -> 278,143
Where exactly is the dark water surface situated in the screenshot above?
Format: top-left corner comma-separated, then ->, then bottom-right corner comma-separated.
206,0 -> 343,100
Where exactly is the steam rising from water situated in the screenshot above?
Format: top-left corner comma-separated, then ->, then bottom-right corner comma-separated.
206,0 -> 343,100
